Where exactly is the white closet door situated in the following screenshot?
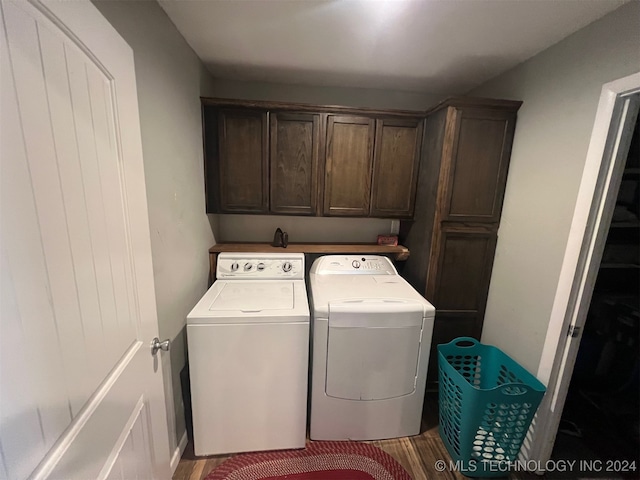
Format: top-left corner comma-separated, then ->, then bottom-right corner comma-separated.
0,1 -> 171,479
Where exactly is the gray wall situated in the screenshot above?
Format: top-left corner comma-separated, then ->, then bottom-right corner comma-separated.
217,214 -> 393,243
209,77 -> 443,110
469,2 -> 640,375
92,0 -> 216,456
208,78 -> 443,242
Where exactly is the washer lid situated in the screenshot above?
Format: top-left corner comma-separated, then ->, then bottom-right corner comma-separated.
209,281 -> 293,311
187,279 -> 310,324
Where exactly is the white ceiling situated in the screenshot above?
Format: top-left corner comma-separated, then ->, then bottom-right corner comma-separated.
159,0 -> 627,95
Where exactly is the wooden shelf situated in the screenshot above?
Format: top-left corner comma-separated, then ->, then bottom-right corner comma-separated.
600,263 -> 640,269
209,242 -> 410,260
610,221 -> 640,228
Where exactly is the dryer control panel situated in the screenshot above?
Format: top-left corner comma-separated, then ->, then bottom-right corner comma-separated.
310,255 -> 397,275
217,252 -> 305,279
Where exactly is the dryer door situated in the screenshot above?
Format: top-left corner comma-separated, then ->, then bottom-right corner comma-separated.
325,300 -> 424,401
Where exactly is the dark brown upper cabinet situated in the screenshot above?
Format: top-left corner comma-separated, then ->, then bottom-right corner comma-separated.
441,108 -> 517,223
323,115 -> 375,217
269,112 -> 320,215
217,109 -> 268,213
370,118 -> 423,218
202,98 -> 424,218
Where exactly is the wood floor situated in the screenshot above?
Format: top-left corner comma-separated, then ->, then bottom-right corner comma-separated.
172,392 -> 633,480
173,394 -> 469,480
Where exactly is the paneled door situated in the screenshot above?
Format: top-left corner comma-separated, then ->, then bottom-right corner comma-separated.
323,115 -> 375,216
424,224 -> 498,381
441,108 -> 517,223
370,118 -> 423,218
218,109 -> 269,213
1,1 -> 171,479
270,112 -> 320,215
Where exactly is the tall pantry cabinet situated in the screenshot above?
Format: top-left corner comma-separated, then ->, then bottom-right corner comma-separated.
402,98 -> 522,382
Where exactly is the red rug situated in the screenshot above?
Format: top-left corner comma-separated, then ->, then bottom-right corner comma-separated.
204,441 -> 412,480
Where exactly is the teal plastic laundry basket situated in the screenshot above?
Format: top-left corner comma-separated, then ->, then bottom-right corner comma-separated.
438,338 -> 546,477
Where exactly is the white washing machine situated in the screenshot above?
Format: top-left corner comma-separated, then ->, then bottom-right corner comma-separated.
308,255 -> 435,441
187,252 -> 309,456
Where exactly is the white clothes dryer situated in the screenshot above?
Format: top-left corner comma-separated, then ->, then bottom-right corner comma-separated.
187,253 -> 309,456
308,255 -> 435,441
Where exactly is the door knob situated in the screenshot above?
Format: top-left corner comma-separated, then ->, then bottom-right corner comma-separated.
151,337 -> 170,355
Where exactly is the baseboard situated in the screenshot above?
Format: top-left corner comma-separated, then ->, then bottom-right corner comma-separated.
170,431 -> 188,474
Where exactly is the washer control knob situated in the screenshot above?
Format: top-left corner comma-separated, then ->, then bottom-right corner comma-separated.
243,262 -> 253,271
257,262 -> 265,271
230,262 -> 239,272
352,260 -> 360,269
282,261 -> 292,272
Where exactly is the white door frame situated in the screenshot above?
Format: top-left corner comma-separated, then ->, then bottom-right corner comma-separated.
529,72 -> 640,464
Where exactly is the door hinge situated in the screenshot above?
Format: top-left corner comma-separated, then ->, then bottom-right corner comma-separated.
567,325 -> 582,338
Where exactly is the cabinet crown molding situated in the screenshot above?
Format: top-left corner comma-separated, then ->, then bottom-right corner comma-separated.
202,96 -> 523,118
425,96 -> 523,115
201,97 -> 425,118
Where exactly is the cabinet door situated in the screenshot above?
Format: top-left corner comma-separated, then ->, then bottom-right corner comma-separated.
425,224 -> 498,381
370,118 -> 423,217
270,112 -> 320,215
426,224 -> 498,312
442,108 -> 517,222
202,105 -> 220,213
323,115 -> 375,216
218,109 -> 268,213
